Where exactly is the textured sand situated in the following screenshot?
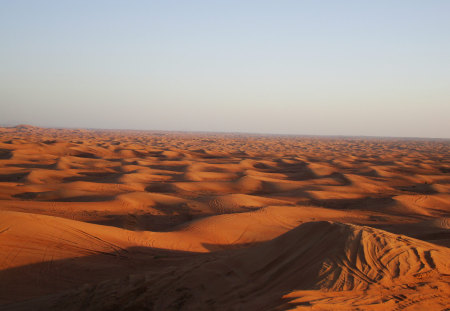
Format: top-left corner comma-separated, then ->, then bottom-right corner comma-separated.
0,126 -> 449,310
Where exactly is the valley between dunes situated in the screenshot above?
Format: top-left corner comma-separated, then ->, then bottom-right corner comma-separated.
0,126 -> 449,310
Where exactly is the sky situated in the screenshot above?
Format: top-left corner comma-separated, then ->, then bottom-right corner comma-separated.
1,1 -> 449,138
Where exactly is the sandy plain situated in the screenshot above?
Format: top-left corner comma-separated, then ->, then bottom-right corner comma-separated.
0,125 -> 449,310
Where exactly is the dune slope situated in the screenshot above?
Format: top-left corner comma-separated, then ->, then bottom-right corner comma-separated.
9,222 -> 449,311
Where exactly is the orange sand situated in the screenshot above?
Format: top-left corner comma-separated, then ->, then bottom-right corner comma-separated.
0,125 -> 449,310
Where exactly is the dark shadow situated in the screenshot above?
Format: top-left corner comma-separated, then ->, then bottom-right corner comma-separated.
0,172 -> 29,182
0,246 -> 210,308
394,183 -> 438,194
309,196 -> 396,211
12,192 -> 39,200
147,164 -> 188,172
414,231 -> 450,243
144,183 -> 177,193
5,163 -> 57,169
89,212 -> 200,232
368,160 -> 396,166
267,160 -> 318,181
63,172 -> 122,183
101,158 -> 124,162
113,149 -> 147,158
53,195 -> 115,202
281,166 -> 317,181
369,223 -> 450,247
327,172 -> 352,185
347,168 -> 380,177
438,166 -> 450,173
200,241 -> 265,252
253,162 -> 270,169
0,149 -> 13,159
11,192 -> 114,202
41,140 -> 57,144
70,152 -> 100,159
262,188 -> 314,201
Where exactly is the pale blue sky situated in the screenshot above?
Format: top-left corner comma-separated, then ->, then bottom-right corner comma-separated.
1,1 -> 449,138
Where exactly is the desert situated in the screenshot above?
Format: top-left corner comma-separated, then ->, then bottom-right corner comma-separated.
3,1 -> 450,309
0,125 -> 448,310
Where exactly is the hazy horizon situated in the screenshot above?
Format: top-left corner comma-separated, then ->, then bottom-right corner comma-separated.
1,1 -> 450,138
4,123 -> 450,141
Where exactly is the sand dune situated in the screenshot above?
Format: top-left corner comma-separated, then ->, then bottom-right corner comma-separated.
0,126 -> 449,310
7,222 -> 449,310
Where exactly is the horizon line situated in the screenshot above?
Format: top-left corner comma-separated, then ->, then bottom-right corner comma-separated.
2,123 -> 449,141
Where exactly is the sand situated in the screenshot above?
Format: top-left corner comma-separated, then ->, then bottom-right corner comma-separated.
0,126 -> 449,310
